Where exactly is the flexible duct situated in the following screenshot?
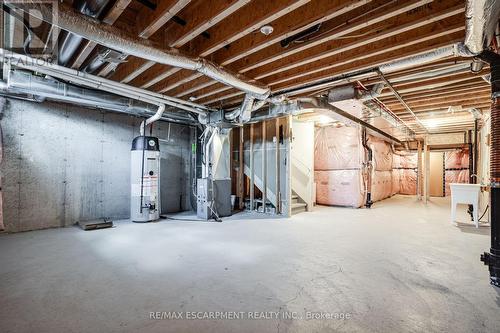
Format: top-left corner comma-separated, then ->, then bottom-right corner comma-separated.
464,0 -> 500,55
328,83 -> 384,103
379,45 -> 473,74
225,95 -> 255,122
5,1 -> 270,100
274,45 -> 476,98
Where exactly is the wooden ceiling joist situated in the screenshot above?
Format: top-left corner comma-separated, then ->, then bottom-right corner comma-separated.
143,0 -> 312,94
24,0 -> 490,134
136,0 -> 192,39
199,34 -> 464,106
154,0 -> 432,98
180,0 -> 465,104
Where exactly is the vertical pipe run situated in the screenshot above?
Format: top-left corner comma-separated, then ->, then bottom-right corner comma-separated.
139,123 -> 146,213
275,119 -> 280,214
249,124 -> 254,211
479,50 -> 500,287
361,128 -> 373,208
262,121 -> 267,211
468,130 -> 474,220
417,140 -> 423,200
239,127 -> 244,209
474,118 -> 479,179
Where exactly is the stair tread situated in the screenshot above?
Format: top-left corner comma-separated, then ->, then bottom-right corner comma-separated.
291,202 -> 307,208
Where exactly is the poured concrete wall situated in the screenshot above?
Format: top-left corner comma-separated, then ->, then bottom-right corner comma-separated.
0,99 -> 192,232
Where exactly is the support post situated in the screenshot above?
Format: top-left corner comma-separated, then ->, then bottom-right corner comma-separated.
275,119 -> 280,214
424,137 -> 430,203
238,126 -> 244,210
249,123 -> 254,211
417,140 -> 423,200
262,121 -> 267,211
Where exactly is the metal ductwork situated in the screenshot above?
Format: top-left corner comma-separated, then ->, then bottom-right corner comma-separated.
58,0 -> 112,66
463,0 -> 500,55
471,59 -> 485,73
328,83 -> 384,103
1,70 -> 194,124
5,1 -> 270,100
268,96 -> 401,144
0,50 -> 210,115
224,94 -> 267,123
378,45 -> 474,74
83,48 -> 127,74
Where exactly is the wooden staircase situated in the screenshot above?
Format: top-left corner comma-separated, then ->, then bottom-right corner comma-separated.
291,193 -> 307,215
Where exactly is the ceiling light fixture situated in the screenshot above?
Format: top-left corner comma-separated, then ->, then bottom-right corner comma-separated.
260,25 -> 274,36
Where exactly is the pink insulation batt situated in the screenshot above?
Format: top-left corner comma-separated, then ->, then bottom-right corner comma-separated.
445,169 -> 469,196
369,136 -> 393,171
393,154 -> 402,169
314,126 -> 363,170
391,170 -> 400,195
399,154 -> 417,169
444,149 -> 469,169
315,170 -> 365,208
400,169 -> 417,195
371,170 -> 393,202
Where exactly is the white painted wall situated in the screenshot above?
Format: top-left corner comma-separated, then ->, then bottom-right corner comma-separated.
291,120 -> 314,210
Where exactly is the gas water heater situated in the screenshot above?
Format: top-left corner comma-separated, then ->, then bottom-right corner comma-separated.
130,136 -> 160,222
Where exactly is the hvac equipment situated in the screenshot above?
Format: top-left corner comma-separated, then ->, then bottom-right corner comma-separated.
131,136 -> 160,222
197,178 -> 232,220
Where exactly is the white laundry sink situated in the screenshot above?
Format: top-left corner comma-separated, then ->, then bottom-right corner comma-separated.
450,183 -> 481,228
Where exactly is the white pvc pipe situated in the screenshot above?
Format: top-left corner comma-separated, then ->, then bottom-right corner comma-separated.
140,104 -> 166,136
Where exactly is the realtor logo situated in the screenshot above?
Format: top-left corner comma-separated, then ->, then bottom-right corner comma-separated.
1,0 -> 58,59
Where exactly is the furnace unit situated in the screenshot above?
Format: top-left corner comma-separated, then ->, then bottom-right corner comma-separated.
131,136 -> 160,222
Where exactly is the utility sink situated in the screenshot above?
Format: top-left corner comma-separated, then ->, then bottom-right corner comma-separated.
450,183 -> 482,228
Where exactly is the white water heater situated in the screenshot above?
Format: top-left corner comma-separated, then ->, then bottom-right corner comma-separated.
130,136 -> 160,222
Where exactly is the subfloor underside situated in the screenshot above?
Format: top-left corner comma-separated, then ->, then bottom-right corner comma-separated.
0,195 -> 498,333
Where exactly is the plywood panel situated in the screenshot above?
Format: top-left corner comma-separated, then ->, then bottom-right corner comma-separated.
429,152 -> 444,197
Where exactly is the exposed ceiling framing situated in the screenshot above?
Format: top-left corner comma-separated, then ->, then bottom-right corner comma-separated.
1,0 -> 496,136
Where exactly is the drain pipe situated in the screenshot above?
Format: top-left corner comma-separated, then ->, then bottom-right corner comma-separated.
140,104 -> 165,136
6,1 -> 270,100
469,108 -> 482,184
478,50 -> 500,287
362,128 -> 373,208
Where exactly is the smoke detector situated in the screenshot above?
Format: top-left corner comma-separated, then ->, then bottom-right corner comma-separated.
260,25 -> 274,36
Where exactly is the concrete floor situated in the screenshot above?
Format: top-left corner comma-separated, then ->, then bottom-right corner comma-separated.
1,195 -> 499,333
